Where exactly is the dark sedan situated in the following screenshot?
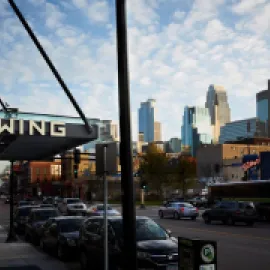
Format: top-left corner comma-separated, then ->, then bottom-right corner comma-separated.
25,208 -> 60,245
40,216 -> 85,261
14,205 -> 40,234
79,216 -> 178,270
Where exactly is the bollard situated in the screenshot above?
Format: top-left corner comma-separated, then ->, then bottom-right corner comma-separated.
178,237 -> 217,270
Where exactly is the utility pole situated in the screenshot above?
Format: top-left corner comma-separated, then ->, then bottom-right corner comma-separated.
115,1 -> 137,269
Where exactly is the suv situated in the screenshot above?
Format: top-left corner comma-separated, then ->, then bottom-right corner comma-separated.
202,201 -> 257,226
79,216 -> 178,270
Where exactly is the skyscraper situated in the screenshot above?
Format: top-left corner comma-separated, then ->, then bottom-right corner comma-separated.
154,121 -> 162,141
205,85 -> 231,143
256,80 -> 270,136
181,106 -> 212,157
138,99 -> 156,142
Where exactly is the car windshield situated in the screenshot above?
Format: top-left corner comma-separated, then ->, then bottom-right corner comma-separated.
184,203 -> 194,208
96,205 -> 113,211
66,199 -> 81,204
111,218 -> 168,241
19,201 -> 31,206
33,210 -> 59,221
59,219 -> 83,233
18,207 -> 33,216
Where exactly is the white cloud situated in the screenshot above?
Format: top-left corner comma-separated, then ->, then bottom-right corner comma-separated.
45,3 -> 66,29
0,0 -> 269,141
231,0 -> 267,14
87,1 -> 110,23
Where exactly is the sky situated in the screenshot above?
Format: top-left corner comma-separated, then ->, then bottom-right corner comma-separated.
0,0 -> 270,172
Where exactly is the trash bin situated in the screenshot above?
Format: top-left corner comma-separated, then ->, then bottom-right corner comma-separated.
178,237 -> 217,270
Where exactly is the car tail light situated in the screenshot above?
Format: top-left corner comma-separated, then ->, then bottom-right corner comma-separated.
235,210 -> 241,215
180,207 -> 184,212
196,208 -> 199,212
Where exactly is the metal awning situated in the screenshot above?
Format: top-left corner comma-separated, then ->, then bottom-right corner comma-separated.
0,118 -> 97,160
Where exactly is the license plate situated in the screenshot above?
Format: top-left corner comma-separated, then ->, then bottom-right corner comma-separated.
199,264 -> 215,270
167,264 -> 178,270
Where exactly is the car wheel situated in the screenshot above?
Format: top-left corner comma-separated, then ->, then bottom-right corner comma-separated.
80,250 -> 89,270
204,215 -> 211,224
174,212 -> 180,220
57,244 -> 66,261
159,211 -> 164,219
226,216 -> 234,226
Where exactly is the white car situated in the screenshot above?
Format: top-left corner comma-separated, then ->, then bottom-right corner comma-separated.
59,198 -> 87,215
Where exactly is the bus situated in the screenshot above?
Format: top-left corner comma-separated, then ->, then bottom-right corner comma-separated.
208,180 -> 270,220
209,180 -> 270,200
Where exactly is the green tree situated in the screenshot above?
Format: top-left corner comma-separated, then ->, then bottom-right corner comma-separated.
139,144 -> 169,197
170,157 -> 197,197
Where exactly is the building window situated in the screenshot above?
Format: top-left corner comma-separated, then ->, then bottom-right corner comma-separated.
36,168 -> 40,175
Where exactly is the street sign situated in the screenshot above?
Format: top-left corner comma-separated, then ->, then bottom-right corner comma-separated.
178,237 -> 217,270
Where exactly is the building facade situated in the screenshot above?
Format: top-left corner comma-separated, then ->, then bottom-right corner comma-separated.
181,106 -> 212,157
197,144 -> 270,184
154,121 -> 162,141
256,80 -> 270,136
138,99 -> 156,142
205,84 -> 231,143
219,118 -> 267,144
167,138 -> 181,153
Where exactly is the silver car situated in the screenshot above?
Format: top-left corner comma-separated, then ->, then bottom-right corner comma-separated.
85,204 -> 120,217
159,202 -> 199,220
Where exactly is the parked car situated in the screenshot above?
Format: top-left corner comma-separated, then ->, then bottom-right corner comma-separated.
17,200 -> 35,207
85,204 -> 120,217
40,216 -> 85,260
58,198 -> 87,216
159,202 -> 199,220
25,207 -> 60,245
202,200 -> 257,226
186,196 -> 207,207
39,204 -> 54,208
79,216 -> 178,270
14,205 -> 40,234
43,197 -> 54,205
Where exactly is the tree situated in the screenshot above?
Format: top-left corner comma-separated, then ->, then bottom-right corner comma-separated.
170,156 -> 197,197
139,144 -> 169,197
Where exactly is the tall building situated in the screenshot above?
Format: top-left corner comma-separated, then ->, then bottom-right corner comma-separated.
102,120 -> 119,141
168,138 -> 181,153
205,85 -> 231,143
138,99 -> 156,142
219,118 -> 267,144
154,121 -> 162,141
181,106 -> 212,157
256,80 -> 270,136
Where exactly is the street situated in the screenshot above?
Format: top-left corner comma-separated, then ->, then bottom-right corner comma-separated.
1,203 -> 270,270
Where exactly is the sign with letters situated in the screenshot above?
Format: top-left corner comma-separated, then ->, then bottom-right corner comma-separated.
0,118 -> 66,137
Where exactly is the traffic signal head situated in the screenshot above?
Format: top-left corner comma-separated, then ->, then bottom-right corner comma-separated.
140,180 -> 147,189
73,164 -> 78,179
73,148 -> 81,164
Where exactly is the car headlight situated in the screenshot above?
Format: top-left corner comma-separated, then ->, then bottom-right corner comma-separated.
137,251 -> 149,259
67,238 -> 76,246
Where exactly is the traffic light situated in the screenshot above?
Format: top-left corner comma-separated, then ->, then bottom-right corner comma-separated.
73,148 -> 81,164
73,164 -> 78,179
140,180 -> 147,190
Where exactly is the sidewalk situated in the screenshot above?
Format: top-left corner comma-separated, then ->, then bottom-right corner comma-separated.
0,226 -> 68,270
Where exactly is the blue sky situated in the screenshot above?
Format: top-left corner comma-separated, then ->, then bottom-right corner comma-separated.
0,0 -> 270,147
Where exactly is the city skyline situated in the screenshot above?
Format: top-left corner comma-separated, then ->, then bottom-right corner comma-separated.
0,0 -> 269,143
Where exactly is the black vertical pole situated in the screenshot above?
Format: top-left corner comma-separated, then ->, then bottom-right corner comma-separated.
6,161 -> 17,242
115,1 -> 137,270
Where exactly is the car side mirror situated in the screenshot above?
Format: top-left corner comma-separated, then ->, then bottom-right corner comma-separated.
166,229 -> 172,237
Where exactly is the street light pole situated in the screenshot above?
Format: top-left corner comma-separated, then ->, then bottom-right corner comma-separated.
115,1 -> 137,269
6,160 -> 17,242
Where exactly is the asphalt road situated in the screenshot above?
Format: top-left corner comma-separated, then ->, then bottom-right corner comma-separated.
1,203 -> 270,270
